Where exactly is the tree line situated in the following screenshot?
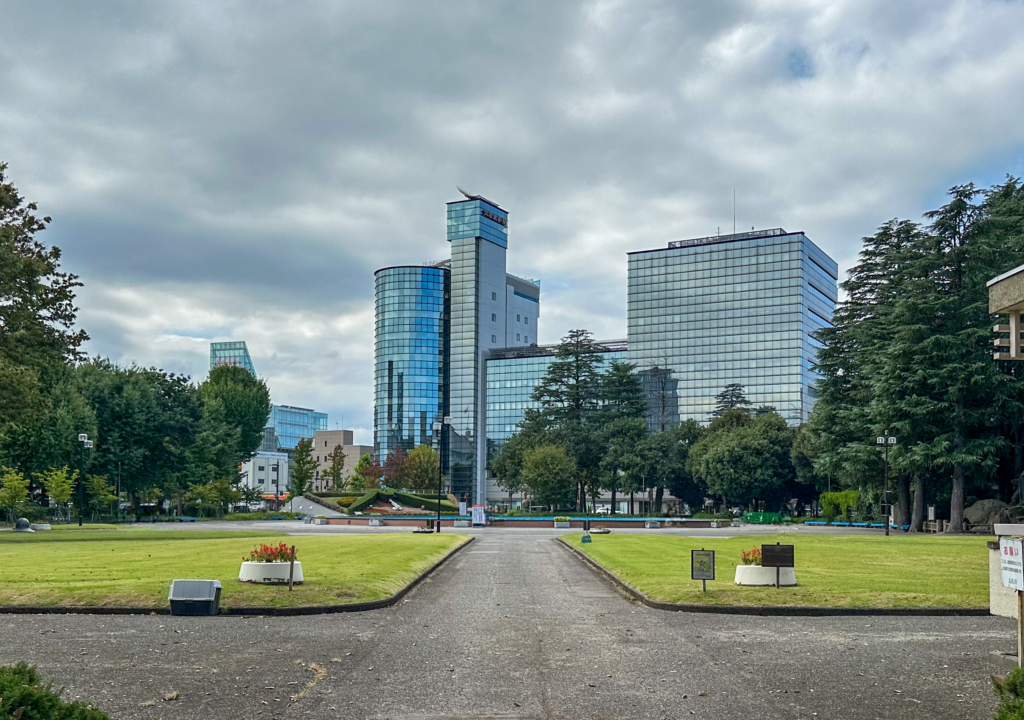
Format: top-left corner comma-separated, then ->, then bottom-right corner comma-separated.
490,330 -> 815,513
0,162 -> 272,521
805,179 -> 1024,532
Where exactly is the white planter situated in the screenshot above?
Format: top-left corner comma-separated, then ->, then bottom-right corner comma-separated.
239,561 -> 304,584
553,521 -> 570,528
453,520 -> 470,528
644,521 -> 661,529
368,518 -> 383,527
734,565 -> 796,586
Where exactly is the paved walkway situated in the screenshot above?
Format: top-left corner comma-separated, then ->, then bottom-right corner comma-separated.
1,531 -> 1012,719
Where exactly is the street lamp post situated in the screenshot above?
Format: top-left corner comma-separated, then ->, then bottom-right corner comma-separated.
433,416 -> 451,533
76,433 -> 93,527
272,463 -> 280,511
875,432 -> 897,536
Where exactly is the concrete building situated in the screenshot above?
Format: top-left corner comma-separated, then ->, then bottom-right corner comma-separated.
240,451 -> 289,503
311,429 -> 373,492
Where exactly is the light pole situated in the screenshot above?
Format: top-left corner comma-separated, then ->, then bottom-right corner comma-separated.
432,416 -> 451,533
76,433 -> 94,527
272,463 -> 280,511
875,432 -> 897,536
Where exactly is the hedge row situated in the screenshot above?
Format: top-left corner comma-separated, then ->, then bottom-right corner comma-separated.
303,493 -> 345,514
392,490 -> 457,513
0,663 -> 109,719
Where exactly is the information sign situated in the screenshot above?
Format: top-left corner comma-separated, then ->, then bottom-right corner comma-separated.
471,504 -> 486,526
1001,537 -> 1024,590
761,543 -> 795,568
691,549 -> 715,581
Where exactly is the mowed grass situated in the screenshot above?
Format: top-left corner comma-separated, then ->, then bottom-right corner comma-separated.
569,533 -> 991,608
0,527 -> 469,607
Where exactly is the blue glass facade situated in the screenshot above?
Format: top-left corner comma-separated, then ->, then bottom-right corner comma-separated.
210,341 -> 256,377
485,344 -> 628,458
267,404 -> 328,450
627,229 -> 837,425
447,198 -> 508,248
373,265 -> 450,464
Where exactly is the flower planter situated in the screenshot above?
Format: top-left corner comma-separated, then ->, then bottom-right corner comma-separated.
644,521 -> 660,529
734,565 -> 796,586
453,520 -> 470,528
368,518 -> 383,527
553,521 -> 571,528
239,561 -> 304,584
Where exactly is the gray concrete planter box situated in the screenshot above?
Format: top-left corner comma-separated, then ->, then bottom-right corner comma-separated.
644,521 -> 661,529
553,521 -> 571,529
453,520 -> 470,528
368,518 -> 383,527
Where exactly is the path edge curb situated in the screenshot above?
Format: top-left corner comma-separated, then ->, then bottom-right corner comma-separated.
555,536 -> 989,617
0,535 -> 474,617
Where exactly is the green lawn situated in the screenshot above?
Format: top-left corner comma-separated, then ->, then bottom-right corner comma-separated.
0,527 -> 469,608
568,533 -> 991,608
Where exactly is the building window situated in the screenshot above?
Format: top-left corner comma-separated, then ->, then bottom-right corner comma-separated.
524,317 -> 529,325
492,292 -> 497,301
491,334 -> 497,343
525,335 -> 529,343
491,313 -> 497,322
517,314 -> 521,322
517,333 -> 521,341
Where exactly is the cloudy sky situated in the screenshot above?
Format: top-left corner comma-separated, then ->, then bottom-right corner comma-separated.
3,0 -> 1024,444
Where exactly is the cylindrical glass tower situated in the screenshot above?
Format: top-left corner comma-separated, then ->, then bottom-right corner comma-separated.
373,265 -> 450,468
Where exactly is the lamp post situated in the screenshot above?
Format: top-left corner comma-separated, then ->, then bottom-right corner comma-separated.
433,416 -> 452,533
875,432 -> 897,536
272,463 -> 280,511
76,433 -> 94,527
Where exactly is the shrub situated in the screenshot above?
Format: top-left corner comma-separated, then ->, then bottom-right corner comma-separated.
740,547 -> 762,566
244,542 -> 293,563
820,490 -> 859,521
0,662 -> 109,719
553,516 -> 572,522
993,666 -> 1024,719
392,490 -> 457,513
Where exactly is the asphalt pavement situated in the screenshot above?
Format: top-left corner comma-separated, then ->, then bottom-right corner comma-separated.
1,529 -> 1013,719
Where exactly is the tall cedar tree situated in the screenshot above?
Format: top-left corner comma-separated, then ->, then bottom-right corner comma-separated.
713,383 -> 751,417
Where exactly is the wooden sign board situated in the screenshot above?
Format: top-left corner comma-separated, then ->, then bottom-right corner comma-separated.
762,543 -> 795,568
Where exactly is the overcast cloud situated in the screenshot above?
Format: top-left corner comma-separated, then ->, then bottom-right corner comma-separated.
3,0 -> 1024,443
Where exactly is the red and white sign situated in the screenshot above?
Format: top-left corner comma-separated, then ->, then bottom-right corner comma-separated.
1001,537 -> 1024,590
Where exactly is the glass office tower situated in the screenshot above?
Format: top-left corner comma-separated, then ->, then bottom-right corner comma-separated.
210,341 -> 256,377
266,404 -> 328,450
373,265 -> 450,465
627,228 -> 837,425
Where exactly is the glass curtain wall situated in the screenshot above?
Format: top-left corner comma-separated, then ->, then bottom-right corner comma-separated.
627,230 -> 837,425
210,341 -> 256,377
373,266 -> 450,467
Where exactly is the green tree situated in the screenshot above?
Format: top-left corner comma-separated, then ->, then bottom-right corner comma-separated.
599,416 -> 647,513
531,329 -> 606,425
601,361 -> 646,420
713,383 -> 751,418
199,365 -> 271,462
350,453 -> 377,491
492,433 -> 529,507
323,444 -> 347,490
288,437 -> 317,504
36,465 -> 75,522
383,447 -> 410,488
0,466 -> 29,522
688,411 -> 794,509
521,444 -> 576,509
84,474 -> 116,520
404,444 -> 441,491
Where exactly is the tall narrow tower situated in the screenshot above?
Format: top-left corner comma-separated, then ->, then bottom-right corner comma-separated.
446,191 -> 509,504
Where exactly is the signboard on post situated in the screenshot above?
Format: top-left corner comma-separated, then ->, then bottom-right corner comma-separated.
1002,538 -> 1024,590
471,504 -> 486,526
762,543 -> 795,589
691,549 -> 715,592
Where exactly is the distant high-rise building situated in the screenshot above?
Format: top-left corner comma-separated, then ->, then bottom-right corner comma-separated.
209,341 -> 256,377
627,228 -> 837,425
266,404 -> 328,451
373,191 -> 539,504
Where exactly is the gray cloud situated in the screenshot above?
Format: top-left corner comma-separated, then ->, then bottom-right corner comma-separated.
3,0 -> 1024,443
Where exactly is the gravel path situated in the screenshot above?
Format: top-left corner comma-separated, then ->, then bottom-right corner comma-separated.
1,530 -> 1011,719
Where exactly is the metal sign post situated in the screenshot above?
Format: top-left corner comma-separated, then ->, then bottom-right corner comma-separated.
691,548 -> 715,593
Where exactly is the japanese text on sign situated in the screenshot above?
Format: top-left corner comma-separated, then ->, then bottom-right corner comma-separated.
691,549 -> 715,581
1002,537 -> 1024,590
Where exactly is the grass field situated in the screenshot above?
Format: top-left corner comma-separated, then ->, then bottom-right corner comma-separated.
568,533 -> 991,608
0,526 -> 469,608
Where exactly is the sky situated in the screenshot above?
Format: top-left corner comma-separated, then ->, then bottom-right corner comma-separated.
3,0 -> 1024,445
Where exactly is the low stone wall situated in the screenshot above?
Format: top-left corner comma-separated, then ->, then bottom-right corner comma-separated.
323,516 -> 731,529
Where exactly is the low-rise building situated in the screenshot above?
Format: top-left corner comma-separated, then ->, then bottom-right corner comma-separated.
312,430 -> 373,492
240,451 -> 290,504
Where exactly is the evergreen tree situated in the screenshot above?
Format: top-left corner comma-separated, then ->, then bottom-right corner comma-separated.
200,365 -> 271,462
601,361 -> 646,420
712,384 -> 751,418
404,444 -> 441,491
287,437 -> 317,503
521,444 -> 576,509
323,444 -> 347,490
531,329 -> 606,425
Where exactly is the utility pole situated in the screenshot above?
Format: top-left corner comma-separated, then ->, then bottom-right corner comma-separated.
433,416 -> 451,533
76,434 -> 94,526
